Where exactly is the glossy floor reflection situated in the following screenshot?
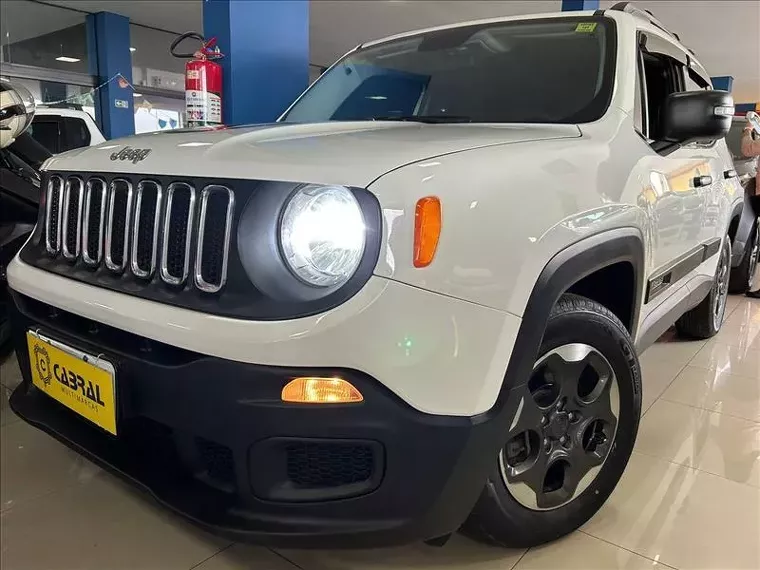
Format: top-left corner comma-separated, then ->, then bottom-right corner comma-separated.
1,296 -> 759,570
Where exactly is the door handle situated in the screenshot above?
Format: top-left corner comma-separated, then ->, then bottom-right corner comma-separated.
693,175 -> 713,187
724,169 -> 737,179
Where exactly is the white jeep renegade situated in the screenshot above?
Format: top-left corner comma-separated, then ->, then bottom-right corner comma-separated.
5,4 -> 742,549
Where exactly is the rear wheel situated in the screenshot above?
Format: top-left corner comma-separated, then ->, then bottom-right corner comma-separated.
729,220 -> 759,294
462,294 -> 641,547
676,239 -> 731,339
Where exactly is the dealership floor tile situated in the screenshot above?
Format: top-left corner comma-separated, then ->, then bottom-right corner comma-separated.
1,297 -> 759,570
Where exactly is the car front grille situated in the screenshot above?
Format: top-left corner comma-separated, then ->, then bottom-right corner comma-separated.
43,174 -> 234,293
24,172 -> 379,320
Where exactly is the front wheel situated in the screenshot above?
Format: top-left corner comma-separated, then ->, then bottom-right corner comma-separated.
462,294 -> 641,548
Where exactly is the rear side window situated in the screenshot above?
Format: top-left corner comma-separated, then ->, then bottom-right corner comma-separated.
61,117 -> 91,152
28,118 -> 60,154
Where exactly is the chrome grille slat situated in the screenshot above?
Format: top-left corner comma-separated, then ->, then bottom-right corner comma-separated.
44,175 -> 64,255
82,178 -> 107,266
61,177 -> 84,260
131,180 -> 163,279
194,185 -> 235,293
104,179 -> 133,273
41,173 -> 231,294
160,182 -> 196,286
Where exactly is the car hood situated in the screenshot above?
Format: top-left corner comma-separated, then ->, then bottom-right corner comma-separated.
45,121 -> 581,187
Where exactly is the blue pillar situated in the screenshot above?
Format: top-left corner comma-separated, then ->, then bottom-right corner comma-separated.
736,103 -> 758,114
562,0 -> 599,10
203,0 -> 309,125
86,12 -> 134,139
711,76 -> 733,92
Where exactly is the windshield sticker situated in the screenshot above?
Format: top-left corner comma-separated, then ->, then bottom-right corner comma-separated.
575,23 -> 597,33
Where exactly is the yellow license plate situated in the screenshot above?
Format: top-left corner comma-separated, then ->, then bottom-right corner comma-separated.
26,331 -> 117,435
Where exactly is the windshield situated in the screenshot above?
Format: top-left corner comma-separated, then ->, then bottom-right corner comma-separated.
282,17 -> 615,124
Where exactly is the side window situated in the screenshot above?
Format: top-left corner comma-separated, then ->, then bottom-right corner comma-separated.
28,118 -> 61,154
61,117 -> 91,152
640,49 -> 682,141
637,32 -> 710,147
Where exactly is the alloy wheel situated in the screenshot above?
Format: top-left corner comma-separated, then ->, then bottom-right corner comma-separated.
748,225 -> 760,290
713,243 -> 730,330
500,343 -> 620,511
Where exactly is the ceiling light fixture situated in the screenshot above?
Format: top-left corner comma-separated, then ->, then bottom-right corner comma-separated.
55,56 -> 80,63
129,47 -> 136,52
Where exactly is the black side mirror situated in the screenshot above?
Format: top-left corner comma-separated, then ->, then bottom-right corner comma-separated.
662,90 -> 733,145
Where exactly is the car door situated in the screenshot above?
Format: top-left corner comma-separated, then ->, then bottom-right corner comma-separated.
636,32 -> 713,272
676,64 -> 728,251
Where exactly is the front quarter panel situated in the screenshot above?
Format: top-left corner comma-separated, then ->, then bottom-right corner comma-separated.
369,131 -> 649,318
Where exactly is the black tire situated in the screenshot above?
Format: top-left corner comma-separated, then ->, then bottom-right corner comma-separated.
462,293 -> 641,548
729,220 -> 759,294
0,313 -> 9,351
676,239 -> 731,339
0,284 -> 9,351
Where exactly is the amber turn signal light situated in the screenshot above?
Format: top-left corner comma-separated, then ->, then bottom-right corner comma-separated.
281,377 -> 364,404
414,196 -> 441,268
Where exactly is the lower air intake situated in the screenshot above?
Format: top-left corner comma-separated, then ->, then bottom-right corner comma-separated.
286,441 -> 374,488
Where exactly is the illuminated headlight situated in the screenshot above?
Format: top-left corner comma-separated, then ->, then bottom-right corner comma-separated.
280,185 -> 366,287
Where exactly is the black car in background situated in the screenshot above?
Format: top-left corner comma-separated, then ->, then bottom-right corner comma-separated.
0,132 -> 49,348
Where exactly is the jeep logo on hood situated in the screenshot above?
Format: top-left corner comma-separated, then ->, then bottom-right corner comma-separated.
110,146 -> 151,163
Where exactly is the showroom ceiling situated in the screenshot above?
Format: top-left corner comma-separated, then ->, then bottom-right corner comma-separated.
7,0 -> 760,102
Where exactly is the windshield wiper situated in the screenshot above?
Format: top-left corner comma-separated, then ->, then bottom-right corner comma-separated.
371,115 -> 472,124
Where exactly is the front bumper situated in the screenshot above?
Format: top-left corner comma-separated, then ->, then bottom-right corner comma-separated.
8,292 -> 515,548
7,256 -> 520,417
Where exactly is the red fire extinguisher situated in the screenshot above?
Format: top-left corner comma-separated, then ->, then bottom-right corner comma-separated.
170,32 -> 224,128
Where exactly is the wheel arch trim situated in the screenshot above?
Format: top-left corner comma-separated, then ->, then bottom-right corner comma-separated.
477,227 -> 645,423
730,193 -> 753,266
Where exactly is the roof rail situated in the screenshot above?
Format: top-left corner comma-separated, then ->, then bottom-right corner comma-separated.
39,103 -> 83,111
610,2 -> 682,44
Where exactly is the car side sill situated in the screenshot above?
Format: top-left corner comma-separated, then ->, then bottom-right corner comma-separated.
636,275 -> 713,354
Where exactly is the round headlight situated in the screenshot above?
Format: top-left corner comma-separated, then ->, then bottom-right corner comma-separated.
280,185 -> 366,287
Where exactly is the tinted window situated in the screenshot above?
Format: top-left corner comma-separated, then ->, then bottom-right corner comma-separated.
28,118 -> 60,154
283,18 -> 616,124
61,117 -> 90,151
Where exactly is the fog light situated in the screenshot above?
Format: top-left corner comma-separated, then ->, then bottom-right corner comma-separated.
281,377 -> 364,404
